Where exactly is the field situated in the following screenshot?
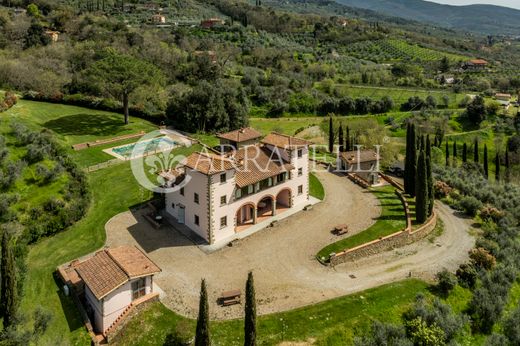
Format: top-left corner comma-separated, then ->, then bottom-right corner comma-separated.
331,85 -> 467,109
344,39 -> 470,63
317,185 -> 406,259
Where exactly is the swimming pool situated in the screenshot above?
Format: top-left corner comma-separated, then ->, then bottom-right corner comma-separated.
111,137 -> 177,159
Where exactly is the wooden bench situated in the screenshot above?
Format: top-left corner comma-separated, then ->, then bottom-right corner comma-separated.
334,224 -> 349,236
220,289 -> 241,306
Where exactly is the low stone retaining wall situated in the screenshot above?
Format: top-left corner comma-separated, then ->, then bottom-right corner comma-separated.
330,211 -> 437,266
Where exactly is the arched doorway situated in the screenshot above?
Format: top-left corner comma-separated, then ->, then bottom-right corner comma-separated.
236,203 -> 256,232
276,189 -> 292,213
257,195 -> 274,218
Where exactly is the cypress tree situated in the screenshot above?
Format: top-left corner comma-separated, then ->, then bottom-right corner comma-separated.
1,229 -> 18,329
404,123 -> 417,197
453,140 -> 457,159
338,126 -> 344,152
445,141 -> 449,166
328,117 -> 334,153
474,139 -> 479,163
462,142 -> 467,163
426,137 -> 434,217
495,153 -> 500,182
426,135 -> 431,158
505,150 -> 510,182
483,144 -> 488,179
415,150 -> 428,224
244,272 -> 256,346
195,279 -> 210,346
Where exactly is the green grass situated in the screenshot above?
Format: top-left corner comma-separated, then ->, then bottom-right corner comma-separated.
317,185 -> 406,259
4,99 -> 157,146
250,117 -> 321,135
114,279 -> 430,346
19,163 -> 154,345
309,172 -> 325,200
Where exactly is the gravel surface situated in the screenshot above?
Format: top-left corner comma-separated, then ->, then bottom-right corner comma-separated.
105,170 -> 474,320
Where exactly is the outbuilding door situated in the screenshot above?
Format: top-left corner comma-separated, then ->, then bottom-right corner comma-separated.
178,205 -> 185,224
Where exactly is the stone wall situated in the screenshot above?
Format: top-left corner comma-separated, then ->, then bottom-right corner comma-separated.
330,212 -> 437,266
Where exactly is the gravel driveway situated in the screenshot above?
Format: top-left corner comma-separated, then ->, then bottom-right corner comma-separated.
105,170 -> 474,319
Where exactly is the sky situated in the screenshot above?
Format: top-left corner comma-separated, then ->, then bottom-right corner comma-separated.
428,0 -> 520,9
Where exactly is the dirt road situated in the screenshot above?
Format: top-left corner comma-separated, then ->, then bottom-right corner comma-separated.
105,171 -> 474,319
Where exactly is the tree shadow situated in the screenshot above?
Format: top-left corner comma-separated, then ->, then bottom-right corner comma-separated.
43,113 -> 125,137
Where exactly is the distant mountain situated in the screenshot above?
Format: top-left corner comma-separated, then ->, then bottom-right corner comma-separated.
336,0 -> 520,35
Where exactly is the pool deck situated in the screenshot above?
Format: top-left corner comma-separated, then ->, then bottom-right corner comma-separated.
102,136 -> 178,161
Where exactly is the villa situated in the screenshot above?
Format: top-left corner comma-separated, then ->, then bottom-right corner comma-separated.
164,128 -> 312,245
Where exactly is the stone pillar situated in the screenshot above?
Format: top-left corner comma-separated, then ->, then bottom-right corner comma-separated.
253,206 -> 257,224
272,199 -> 277,216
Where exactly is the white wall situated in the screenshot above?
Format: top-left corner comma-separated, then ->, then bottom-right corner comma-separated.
165,168 -> 211,242
86,276 -> 153,333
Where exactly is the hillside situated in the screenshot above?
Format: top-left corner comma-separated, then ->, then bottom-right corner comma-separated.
336,0 -> 520,35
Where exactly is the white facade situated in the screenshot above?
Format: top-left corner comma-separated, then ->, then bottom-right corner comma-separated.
85,276 -> 153,333
165,145 -> 310,244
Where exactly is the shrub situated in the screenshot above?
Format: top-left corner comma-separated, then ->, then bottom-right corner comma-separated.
456,263 -> 477,289
433,181 -> 452,198
404,317 -> 445,346
469,248 -> 496,270
503,305 -> 520,345
479,205 -> 505,222
436,269 -> 457,297
457,195 -> 482,216
0,91 -> 17,112
354,321 -> 412,346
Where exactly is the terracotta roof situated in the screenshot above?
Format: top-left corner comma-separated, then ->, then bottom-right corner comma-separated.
76,251 -> 128,300
217,127 -> 262,143
75,246 -> 161,300
261,132 -> 311,149
184,152 -> 236,175
468,59 -> 488,65
107,246 -> 161,278
233,146 -> 293,188
339,150 -> 379,164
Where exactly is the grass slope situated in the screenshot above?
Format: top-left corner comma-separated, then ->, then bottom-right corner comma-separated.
309,172 -> 325,200
5,99 -> 157,146
317,185 -> 405,259
114,279 -> 429,346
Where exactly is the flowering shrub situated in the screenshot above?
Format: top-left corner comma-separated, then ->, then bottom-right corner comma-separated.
0,91 -> 18,112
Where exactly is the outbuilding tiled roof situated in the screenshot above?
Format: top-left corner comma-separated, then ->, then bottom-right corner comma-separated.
76,251 -> 128,300
107,246 -> 161,278
184,152 -> 236,175
339,150 -> 379,164
75,246 -> 161,300
261,132 -> 311,149
233,146 -> 293,188
468,59 -> 488,65
217,127 -> 262,143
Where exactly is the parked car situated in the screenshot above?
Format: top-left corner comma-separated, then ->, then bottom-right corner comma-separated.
388,162 -> 405,177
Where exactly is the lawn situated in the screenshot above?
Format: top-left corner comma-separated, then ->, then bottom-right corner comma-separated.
317,185 -> 406,259
309,172 -> 325,200
114,279 -> 430,346
19,163 -> 154,345
4,99 -> 157,146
